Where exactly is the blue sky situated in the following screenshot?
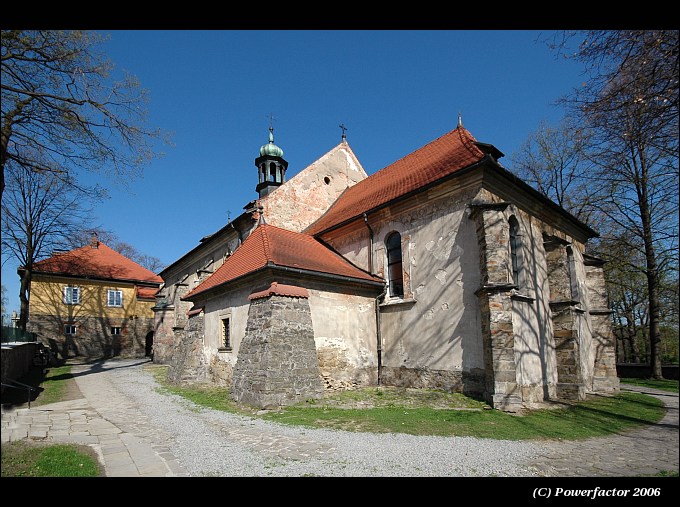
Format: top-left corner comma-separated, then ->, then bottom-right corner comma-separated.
2,29 -> 587,314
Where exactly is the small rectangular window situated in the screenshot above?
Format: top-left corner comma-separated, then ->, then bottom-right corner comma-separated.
63,286 -> 80,305
111,326 -> 122,335
64,325 -> 77,335
221,317 -> 231,349
107,290 -> 123,307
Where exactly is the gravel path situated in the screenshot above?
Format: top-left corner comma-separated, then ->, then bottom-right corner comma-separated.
102,359 -> 545,477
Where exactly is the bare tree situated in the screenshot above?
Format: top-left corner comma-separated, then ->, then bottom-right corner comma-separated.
1,157 -> 105,330
510,119 -> 597,222
1,30 -> 169,198
546,30 -> 679,378
1,283 -> 9,327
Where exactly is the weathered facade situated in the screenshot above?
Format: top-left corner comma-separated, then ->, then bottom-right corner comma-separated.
156,124 -> 619,410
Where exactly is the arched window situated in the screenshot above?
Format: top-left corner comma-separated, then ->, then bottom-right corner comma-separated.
566,246 -> 580,302
385,232 -> 404,298
509,217 -> 521,287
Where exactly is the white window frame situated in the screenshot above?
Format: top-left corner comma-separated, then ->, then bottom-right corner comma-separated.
63,286 -> 80,305
107,289 -> 123,307
111,326 -> 122,335
64,324 -> 77,335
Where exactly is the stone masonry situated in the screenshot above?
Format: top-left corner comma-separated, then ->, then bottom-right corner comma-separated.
469,202 -> 522,411
231,292 -> 324,408
166,311 -> 209,385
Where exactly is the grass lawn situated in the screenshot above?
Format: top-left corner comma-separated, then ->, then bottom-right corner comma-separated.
1,440 -> 102,477
619,377 -> 679,393
147,364 -> 669,441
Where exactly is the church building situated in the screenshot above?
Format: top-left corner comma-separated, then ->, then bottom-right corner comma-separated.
152,119 -> 619,411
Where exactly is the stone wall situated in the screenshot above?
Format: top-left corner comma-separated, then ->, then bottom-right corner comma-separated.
469,202 -> 523,411
231,294 -> 324,408
166,312 -> 209,385
151,306 -> 175,363
28,314 -> 154,361
380,366 -> 485,398
1,343 -> 37,393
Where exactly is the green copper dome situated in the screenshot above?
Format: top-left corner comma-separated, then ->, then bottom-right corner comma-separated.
260,128 -> 284,158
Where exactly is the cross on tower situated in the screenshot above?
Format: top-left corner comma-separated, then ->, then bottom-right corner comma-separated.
339,123 -> 347,141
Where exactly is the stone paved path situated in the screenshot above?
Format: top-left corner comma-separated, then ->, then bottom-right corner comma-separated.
526,386 -> 678,477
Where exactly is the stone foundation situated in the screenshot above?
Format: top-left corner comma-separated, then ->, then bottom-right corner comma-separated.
166,312 -> 209,385
231,294 -> 324,408
27,314 -> 152,361
208,355 -> 232,387
380,365 -> 486,399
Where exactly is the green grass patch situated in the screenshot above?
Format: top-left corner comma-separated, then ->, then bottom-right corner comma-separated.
262,391 -> 664,440
620,378 -> 679,393
33,364 -> 74,406
1,440 -> 102,477
147,364 -> 243,413
147,365 -> 667,440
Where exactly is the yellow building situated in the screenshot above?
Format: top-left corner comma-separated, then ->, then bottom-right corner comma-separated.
23,234 -> 162,361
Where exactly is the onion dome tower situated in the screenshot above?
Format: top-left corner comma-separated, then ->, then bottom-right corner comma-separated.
255,127 -> 288,198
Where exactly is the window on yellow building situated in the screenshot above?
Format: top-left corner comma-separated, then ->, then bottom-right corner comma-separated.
111,326 -> 122,335
107,290 -> 123,307
63,286 -> 80,305
64,325 -> 77,335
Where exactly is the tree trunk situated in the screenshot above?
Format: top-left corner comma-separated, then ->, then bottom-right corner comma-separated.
638,156 -> 664,379
18,267 -> 32,332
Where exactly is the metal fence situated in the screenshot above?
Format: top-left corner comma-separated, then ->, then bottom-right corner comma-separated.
1,326 -> 37,343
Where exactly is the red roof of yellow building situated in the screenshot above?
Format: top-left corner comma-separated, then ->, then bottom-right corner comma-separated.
31,241 -> 162,285
183,223 -> 383,300
306,126 -> 488,235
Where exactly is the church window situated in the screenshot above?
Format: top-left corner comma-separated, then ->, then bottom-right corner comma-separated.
566,246 -> 580,302
509,216 -> 522,287
386,232 -> 404,298
221,317 -> 231,349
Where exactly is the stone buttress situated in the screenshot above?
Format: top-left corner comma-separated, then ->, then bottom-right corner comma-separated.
231,283 -> 324,408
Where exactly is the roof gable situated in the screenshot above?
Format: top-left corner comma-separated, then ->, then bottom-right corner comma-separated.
183,223 -> 382,299
259,142 -> 368,232
305,127 -> 487,235
31,242 -> 162,285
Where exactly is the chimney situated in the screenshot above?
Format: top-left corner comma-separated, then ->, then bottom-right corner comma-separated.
90,232 -> 99,249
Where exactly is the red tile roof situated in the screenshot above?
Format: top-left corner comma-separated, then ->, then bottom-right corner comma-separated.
137,286 -> 160,299
249,282 -> 309,300
305,126 -> 487,235
183,223 -> 383,300
31,242 -> 163,285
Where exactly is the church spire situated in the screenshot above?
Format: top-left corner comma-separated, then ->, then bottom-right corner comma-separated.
457,112 -> 463,128
255,122 -> 288,198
